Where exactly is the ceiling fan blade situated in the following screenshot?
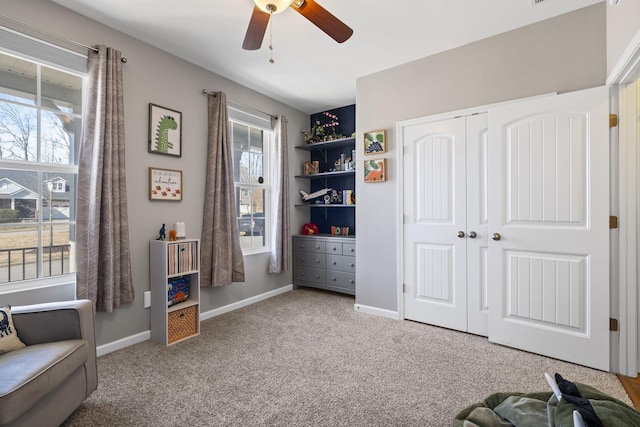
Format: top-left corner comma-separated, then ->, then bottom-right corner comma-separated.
292,0 -> 353,44
243,5 -> 271,50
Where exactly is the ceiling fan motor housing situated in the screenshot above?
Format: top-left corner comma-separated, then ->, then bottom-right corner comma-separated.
253,0 -> 293,14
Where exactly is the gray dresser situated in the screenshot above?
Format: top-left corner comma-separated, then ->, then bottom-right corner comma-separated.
293,235 -> 356,295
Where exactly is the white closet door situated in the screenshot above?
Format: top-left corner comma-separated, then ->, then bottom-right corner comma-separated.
487,86 -> 610,370
403,117 -> 468,330
466,113 -> 490,336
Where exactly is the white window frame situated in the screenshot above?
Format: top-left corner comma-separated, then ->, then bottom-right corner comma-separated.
228,103 -> 274,255
0,26 -> 87,287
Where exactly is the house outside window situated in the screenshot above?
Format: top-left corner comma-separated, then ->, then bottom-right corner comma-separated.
0,30 -> 86,285
229,105 -> 273,253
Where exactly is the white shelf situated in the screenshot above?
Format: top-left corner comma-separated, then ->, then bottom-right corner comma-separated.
150,238 -> 200,346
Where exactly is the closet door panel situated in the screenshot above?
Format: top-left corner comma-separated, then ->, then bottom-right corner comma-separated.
403,117 -> 467,331
466,113 -> 489,336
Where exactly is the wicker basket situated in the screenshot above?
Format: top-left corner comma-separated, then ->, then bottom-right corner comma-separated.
167,305 -> 197,344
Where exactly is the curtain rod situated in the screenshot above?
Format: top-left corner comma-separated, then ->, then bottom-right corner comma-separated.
201,89 -> 276,120
0,12 -> 127,63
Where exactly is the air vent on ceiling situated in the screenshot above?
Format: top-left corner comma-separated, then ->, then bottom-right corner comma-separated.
531,0 -> 548,6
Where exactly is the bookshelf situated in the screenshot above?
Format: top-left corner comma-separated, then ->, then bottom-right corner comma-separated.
150,238 -> 200,346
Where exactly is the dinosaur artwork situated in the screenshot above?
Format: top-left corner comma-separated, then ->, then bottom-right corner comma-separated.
149,104 -> 181,157
154,115 -> 177,154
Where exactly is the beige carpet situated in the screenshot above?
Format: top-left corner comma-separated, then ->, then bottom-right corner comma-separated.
63,288 -> 630,426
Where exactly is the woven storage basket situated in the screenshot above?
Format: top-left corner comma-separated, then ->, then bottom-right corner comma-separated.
167,305 -> 197,344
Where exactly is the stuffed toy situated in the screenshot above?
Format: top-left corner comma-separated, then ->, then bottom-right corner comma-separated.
301,222 -> 319,235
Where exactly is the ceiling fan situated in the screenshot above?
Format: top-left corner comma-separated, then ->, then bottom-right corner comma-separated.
242,0 -> 353,50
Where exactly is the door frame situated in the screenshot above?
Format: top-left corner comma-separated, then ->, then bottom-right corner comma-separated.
607,29 -> 640,377
396,95 -> 555,323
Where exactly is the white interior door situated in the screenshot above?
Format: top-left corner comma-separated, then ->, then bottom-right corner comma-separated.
466,114 -> 490,336
487,86 -> 610,370
403,117 -> 468,331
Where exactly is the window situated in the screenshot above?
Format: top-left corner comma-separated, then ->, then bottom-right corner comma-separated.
0,32 -> 86,285
229,105 -> 273,253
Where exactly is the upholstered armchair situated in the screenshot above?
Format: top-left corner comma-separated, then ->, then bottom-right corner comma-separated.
0,300 -> 97,427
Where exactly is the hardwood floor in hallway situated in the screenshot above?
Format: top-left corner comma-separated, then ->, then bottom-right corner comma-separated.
618,375 -> 640,409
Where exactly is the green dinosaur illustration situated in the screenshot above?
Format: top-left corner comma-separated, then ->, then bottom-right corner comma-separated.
154,115 -> 177,153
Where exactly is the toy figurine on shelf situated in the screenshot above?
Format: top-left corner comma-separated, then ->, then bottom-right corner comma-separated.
302,120 -> 326,144
157,224 -> 166,241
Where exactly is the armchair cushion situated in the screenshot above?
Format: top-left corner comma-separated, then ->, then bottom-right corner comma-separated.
0,340 -> 88,425
0,306 -> 25,354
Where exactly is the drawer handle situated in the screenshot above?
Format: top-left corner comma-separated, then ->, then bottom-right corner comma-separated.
349,280 -> 354,284
349,248 -> 354,252
331,277 -> 336,281
316,259 -> 321,263
332,247 -> 337,251
179,313 -> 185,318
300,244 -> 305,249
315,245 -> 320,249
332,261 -> 337,265
301,257 -> 305,262
349,263 -> 354,267
316,274 -> 321,279
301,272 -> 305,276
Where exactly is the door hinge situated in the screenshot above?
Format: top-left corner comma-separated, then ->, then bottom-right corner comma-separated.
610,216 -> 618,229
609,114 -> 618,128
610,318 -> 619,332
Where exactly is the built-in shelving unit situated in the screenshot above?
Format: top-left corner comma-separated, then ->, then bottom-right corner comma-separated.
293,105 -> 356,296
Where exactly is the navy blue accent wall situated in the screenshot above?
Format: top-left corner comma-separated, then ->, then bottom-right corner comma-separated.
309,104 -> 356,139
305,104 -> 356,235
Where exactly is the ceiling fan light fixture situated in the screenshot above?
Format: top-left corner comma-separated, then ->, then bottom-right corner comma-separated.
253,0 -> 294,14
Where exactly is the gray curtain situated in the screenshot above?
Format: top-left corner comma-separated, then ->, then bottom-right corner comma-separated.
76,46 -> 134,312
201,92 -> 245,286
269,115 -> 290,273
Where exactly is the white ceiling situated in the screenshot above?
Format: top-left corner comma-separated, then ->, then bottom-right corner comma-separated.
51,0 -> 602,113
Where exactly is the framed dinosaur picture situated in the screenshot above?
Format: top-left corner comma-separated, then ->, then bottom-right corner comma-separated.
148,103 -> 182,157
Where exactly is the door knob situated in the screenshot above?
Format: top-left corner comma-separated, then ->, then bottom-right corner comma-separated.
492,233 -> 501,241
468,231 -> 477,239
457,231 -> 465,238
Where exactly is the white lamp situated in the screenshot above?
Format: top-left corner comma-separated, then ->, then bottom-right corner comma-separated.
253,0 -> 293,14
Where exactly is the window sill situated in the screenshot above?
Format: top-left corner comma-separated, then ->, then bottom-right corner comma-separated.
0,274 -> 76,295
242,247 -> 270,257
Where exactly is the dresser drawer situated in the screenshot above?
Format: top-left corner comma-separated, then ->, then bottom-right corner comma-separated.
294,238 -> 325,254
294,251 -> 326,269
326,271 -> 355,290
295,266 -> 325,285
342,243 -> 356,256
326,241 -> 342,254
326,254 -> 356,273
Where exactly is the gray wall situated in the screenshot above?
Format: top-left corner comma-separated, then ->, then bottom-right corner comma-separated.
2,0 -> 309,346
354,4 -> 607,313
606,0 -> 640,75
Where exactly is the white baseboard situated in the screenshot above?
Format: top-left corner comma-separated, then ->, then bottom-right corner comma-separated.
354,303 -> 401,320
96,284 -> 293,357
200,284 -> 293,321
97,331 -> 150,357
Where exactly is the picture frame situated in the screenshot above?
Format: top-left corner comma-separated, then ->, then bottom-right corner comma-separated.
149,167 -> 182,201
364,129 -> 386,154
364,159 -> 386,183
148,103 -> 182,157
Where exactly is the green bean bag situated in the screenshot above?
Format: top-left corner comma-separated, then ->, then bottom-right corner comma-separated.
453,374 -> 640,427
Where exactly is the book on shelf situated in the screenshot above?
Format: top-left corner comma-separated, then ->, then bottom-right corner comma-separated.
167,241 -> 198,275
